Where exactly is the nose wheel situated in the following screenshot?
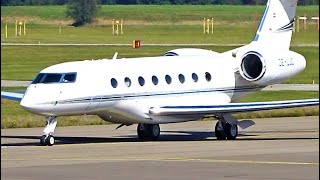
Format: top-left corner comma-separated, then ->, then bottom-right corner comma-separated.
40,135 -> 55,146
40,116 -> 58,146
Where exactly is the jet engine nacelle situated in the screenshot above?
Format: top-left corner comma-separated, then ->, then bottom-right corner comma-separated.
237,50 -> 306,85
239,51 -> 266,82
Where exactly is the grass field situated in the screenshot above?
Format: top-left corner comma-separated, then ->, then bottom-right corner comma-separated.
1,5 -> 319,22
1,5 -> 318,83
1,45 -> 319,83
1,5 -> 319,44
1,89 -> 318,129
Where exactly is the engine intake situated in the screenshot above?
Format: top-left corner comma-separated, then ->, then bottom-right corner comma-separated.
239,51 -> 266,82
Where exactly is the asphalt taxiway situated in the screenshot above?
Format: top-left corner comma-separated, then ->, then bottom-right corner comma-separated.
1,116 -> 319,180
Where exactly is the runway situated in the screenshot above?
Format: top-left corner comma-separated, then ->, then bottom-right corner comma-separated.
1,116 -> 319,180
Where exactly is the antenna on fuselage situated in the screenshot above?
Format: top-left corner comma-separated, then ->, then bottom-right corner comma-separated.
112,52 -> 118,60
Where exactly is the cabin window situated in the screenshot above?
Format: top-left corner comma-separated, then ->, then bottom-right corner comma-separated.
205,72 -> 212,82
152,76 -> 158,85
62,73 -> 77,83
165,75 -> 172,84
111,78 -> 118,88
178,74 -> 185,84
138,76 -> 145,86
192,73 -> 198,82
124,77 -> 131,87
42,74 -> 62,83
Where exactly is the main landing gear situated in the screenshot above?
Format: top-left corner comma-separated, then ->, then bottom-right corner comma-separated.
214,114 -> 238,140
137,124 -> 160,140
40,116 -> 58,146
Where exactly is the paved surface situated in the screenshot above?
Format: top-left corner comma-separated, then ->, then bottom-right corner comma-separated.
1,80 -> 32,87
261,83 -> 319,91
1,116 -> 319,180
1,43 -> 319,47
1,80 -> 319,91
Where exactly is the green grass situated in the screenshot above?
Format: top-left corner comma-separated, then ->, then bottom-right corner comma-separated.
1,5 -> 319,45
1,22 -> 319,45
1,46 -> 318,84
286,47 -> 319,84
1,90 -> 318,129
1,5 -> 319,22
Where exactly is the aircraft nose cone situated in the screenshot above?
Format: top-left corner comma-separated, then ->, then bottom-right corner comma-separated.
20,97 -> 41,114
20,98 -> 33,111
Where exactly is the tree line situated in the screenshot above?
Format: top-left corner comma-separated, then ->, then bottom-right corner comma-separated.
1,0 -> 319,5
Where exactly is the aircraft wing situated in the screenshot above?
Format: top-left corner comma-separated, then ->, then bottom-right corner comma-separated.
1,91 -> 24,101
149,99 -> 319,116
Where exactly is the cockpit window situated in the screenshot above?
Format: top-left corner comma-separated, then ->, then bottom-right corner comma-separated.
42,74 -> 62,83
31,72 -> 77,84
31,73 -> 45,84
62,73 -> 77,83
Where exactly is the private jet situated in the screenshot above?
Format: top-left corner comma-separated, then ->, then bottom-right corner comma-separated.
1,0 -> 319,146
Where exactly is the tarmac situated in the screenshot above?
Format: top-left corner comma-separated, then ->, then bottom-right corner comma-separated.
1,116 -> 319,180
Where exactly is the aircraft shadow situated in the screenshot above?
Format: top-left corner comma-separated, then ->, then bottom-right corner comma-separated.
1,130 -> 318,146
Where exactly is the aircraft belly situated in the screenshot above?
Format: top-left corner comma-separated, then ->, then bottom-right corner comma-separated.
96,91 -> 232,124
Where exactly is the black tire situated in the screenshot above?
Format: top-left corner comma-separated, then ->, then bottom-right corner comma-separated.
148,124 -> 160,140
137,124 -> 145,140
46,135 -> 55,146
40,135 -> 47,146
215,121 -> 226,140
225,123 -> 238,140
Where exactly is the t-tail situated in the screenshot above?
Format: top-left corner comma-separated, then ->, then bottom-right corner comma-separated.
223,0 -> 305,87
252,0 -> 298,50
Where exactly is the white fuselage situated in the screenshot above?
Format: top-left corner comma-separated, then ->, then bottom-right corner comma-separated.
20,49 -> 305,124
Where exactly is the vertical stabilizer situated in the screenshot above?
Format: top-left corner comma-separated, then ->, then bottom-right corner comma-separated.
252,0 -> 298,50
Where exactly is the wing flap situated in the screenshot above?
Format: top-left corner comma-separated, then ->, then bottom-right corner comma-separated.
1,91 -> 24,101
149,99 -> 319,116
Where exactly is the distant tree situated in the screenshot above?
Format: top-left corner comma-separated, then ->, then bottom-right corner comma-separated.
66,0 -> 100,26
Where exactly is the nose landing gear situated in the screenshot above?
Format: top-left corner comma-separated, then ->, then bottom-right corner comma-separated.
40,116 -> 57,146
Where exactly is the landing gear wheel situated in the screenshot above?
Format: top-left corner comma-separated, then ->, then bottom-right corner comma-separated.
40,135 -> 47,146
225,123 -> 238,140
137,124 -> 145,140
148,124 -> 160,140
215,121 -> 226,140
40,135 -> 55,146
46,135 -> 55,146
137,124 -> 160,140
